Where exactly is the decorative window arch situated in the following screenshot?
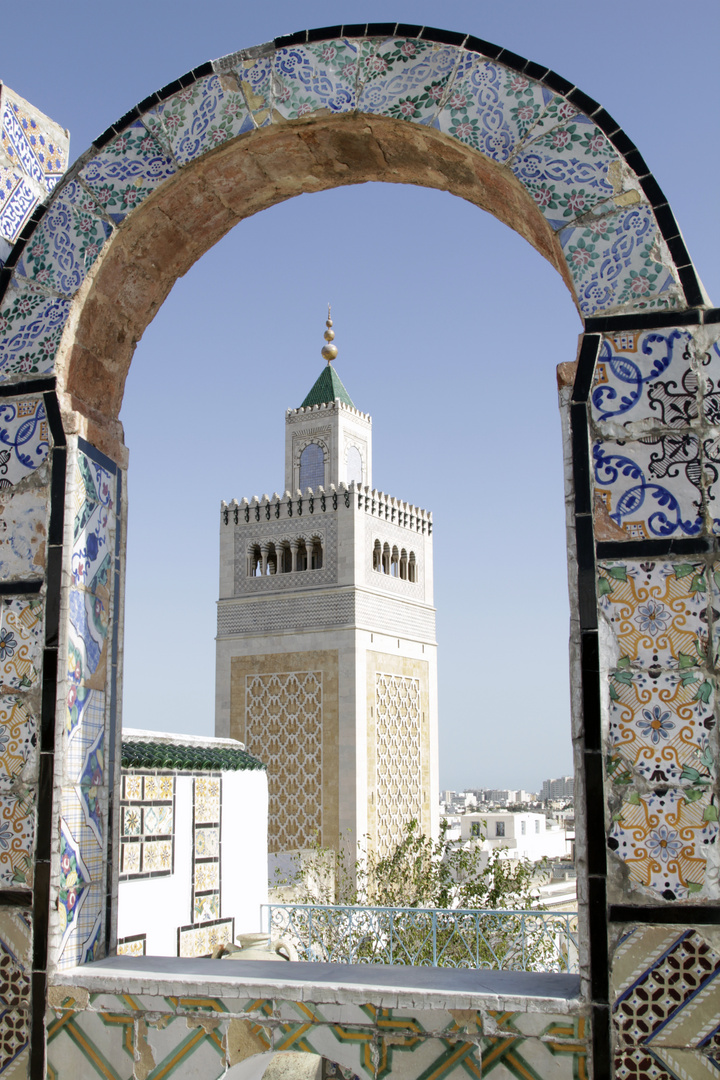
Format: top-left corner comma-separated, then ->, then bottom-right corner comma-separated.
373,539 -> 382,572
346,444 -> 363,486
299,442 -> 325,490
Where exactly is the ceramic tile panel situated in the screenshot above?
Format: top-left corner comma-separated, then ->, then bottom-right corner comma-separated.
65,688 -> 104,785
0,910 -> 31,1009
481,1034 -> 585,1079
119,772 -> 174,880
0,278 -> 71,380
0,1009 -> 29,1077
0,491 -> 47,581
614,1046 -> 720,1077
560,204 -> 682,317
0,168 -> 37,246
0,790 -> 34,888
235,55 -> 273,126
194,893 -> 220,922
57,824 -> 104,971
1,86 -> 68,194
0,699 -> 35,792
272,41 -> 359,121
78,120 -> 176,224
357,39 -> 460,124
137,1012 -> 226,1079
142,774 -> 173,800
194,776 -> 220,823
117,933 -> 146,956
435,61 -> 549,163
178,918 -> 233,958
15,180 -> 112,297
0,597 -> 42,693
608,668 -> 715,787
71,449 -> 116,593
608,788 -> 719,901
0,398 -> 50,486
598,561 -> 708,669
511,114 -> 617,229
590,328 -> 698,429
195,825 -> 219,857
46,1005 -> 135,1077
147,74 -> 252,165
60,790 -> 103,883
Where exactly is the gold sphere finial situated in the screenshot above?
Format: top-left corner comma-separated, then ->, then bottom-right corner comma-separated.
321,304 -> 338,363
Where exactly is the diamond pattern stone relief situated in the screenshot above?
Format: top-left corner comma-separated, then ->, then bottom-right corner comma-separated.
245,672 -> 322,853
375,673 -> 422,858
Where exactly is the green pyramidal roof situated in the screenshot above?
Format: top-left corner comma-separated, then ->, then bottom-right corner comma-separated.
301,364 -> 354,408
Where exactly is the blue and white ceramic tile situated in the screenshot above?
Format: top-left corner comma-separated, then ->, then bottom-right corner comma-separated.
0,89 -> 68,193
435,61 -> 548,164
523,93 -> 581,140
697,330 -> 720,424
593,435 -> 703,539
0,790 -> 35,888
61,789 -> 103,883
560,204 -> 681,317
0,167 -> 37,245
234,55 -> 273,125
15,180 -> 112,297
0,697 -> 36,792
79,120 -> 177,223
273,41 -> 360,121
511,113 -> 616,229
0,491 -> 47,580
148,74 -> 252,166
357,39 -> 460,124
58,818 -> 104,968
0,398 -> 50,486
72,450 -> 116,593
591,328 -> 697,429
0,278 -> 71,380
65,689 -> 105,785
0,597 -> 43,692
75,729 -> 105,849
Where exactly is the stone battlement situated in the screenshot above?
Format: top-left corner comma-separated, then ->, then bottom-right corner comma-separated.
286,398 -> 371,423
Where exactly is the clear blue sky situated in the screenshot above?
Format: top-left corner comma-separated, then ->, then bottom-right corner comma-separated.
2,1 -> 718,792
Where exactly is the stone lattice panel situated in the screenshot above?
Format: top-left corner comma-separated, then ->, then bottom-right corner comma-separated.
245,672 -> 322,852
375,673 -> 422,858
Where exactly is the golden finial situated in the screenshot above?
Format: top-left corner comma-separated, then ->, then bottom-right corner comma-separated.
321,304 -> 338,363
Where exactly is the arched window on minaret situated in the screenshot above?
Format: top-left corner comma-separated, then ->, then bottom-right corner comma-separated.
346,445 -> 363,486
408,551 -> 417,583
279,542 -> 291,573
382,543 -> 390,575
249,543 -> 261,577
373,539 -> 381,572
311,537 -> 323,570
400,549 -> 408,579
299,443 -> 325,490
297,539 -> 308,572
391,546 -> 399,577
267,543 -> 278,575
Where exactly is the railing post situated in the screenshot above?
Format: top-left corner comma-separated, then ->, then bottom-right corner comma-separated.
432,910 -> 437,967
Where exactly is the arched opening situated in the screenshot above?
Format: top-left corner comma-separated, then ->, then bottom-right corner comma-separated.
346,444 -> 363,486
299,443 -> 325,491
296,538 -> 308,572
372,539 -> 381,572
310,537 -> 323,570
390,545 -> 399,577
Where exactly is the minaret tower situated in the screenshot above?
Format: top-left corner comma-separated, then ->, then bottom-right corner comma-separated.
215,312 -> 438,871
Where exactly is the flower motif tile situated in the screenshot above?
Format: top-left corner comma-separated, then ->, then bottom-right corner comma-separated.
75,727 -> 105,846
0,597 -> 43,692
608,788 -> 718,901
561,205 -> 682,317
142,804 -> 172,835
0,698 -> 36,791
194,861 -> 219,893
612,925 -> 720,1050
0,278 -> 71,380
0,398 -> 50,486
0,791 -> 34,888
590,328 -> 697,428
1,87 -> 68,193
141,839 -> 172,873
65,688 -> 104,785
194,892 -> 220,922
194,776 -> 220,823
272,41 -> 359,121
709,565 -> 720,667
147,74 -> 252,165
436,62 -> 549,164
357,39 -> 460,124
79,120 -> 176,223
178,921 -> 234,959
0,168 -> 37,245
58,817 -> 92,956
16,180 -> 112,297
0,490 -> 47,580
598,561 -> 708,669
143,774 -> 173,800
0,909 -> 31,1009
235,55 -> 273,125
71,449 -> 116,592
609,668 -> 715,786
593,436 -> 703,539
60,792 -> 103,886
511,115 -> 616,229
195,825 -> 219,857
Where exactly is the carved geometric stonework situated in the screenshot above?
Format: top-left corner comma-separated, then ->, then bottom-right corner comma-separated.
375,672 -> 423,859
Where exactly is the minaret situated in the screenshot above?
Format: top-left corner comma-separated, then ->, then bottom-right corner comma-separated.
215,310 -> 438,872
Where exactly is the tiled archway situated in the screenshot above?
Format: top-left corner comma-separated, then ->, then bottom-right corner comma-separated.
0,25 -> 717,1080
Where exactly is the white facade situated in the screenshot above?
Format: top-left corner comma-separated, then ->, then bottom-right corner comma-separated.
215,366 -> 439,863
460,812 -> 571,862
117,730 -> 268,957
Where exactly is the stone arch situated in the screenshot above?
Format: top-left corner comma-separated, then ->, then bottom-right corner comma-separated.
0,25 -> 715,1080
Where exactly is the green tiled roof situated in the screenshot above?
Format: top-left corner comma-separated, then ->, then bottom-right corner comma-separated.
121,739 -> 266,773
301,364 -> 354,408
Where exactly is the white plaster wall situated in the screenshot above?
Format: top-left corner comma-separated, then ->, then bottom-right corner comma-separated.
221,768 -> 269,934
117,774 -> 194,955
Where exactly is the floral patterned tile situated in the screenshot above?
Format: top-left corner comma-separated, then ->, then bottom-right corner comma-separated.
65,688 -> 104,785
71,448 -> 116,592
511,115 -> 616,229
590,328 -> 697,428
709,565 -> 720,667
0,698 -> 36,792
357,38 -> 460,124
1,87 -> 68,192
235,55 -> 273,126
66,591 -> 109,737
0,597 -> 43,692
597,561 -> 708,669
608,668 -> 715,786
0,398 -> 50,486
0,490 -> 47,580
435,61 -> 549,164
593,435 -> 703,539
61,787 -> 104,879
0,167 -> 37,245
15,180 -> 112,297
0,278 -> 71,380
608,788 -> 718,901
146,74 -> 252,165
273,41 -> 360,120
0,790 -> 35,888
560,204 -> 682,317
78,120 -> 176,224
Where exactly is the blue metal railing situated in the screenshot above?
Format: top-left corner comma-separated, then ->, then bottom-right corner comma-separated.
262,904 -> 579,973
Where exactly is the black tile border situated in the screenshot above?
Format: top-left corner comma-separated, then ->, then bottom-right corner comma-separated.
610,905 -> 720,925
597,537 -> 718,560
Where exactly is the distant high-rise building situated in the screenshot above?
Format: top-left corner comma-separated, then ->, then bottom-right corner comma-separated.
541,776 -> 574,801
